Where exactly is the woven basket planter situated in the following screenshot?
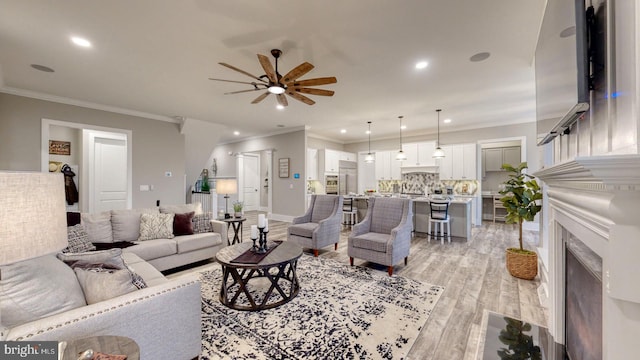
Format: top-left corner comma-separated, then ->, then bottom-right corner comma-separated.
505,248 -> 538,280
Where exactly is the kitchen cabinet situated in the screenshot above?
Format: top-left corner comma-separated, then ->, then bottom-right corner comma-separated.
483,146 -> 520,172
339,151 -> 356,162
319,149 -> 357,176
437,143 -> 477,180
375,151 -> 401,180
401,141 -> 437,167
306,149 -> 318,180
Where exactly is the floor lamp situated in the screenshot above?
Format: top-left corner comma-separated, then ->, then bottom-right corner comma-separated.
0,172 -> 69,336
216,178 -> 237,219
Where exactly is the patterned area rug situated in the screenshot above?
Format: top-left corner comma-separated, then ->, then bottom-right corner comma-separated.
200,255 -> 444,359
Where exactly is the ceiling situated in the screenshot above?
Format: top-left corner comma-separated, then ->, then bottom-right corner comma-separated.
0,0 -> 547,144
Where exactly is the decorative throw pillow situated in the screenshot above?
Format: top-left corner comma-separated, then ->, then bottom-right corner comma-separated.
73,267 -> 138,304
63,224 -> 97,253
192,212 -> 214,233
81,211 -> 114,243
138,213 -> 175,240
111,208 -> 159,242
159,202 -> 203,216
0,255 -> 87,327
173,211 -> 195,236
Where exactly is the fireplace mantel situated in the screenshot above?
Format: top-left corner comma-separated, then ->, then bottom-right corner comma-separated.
534,155 -> 640,359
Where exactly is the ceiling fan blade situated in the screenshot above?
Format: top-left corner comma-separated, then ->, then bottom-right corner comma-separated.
209,78 -> 265,86
281,62 -> 314,84
289,77 -> 337,87
218,63 -> 267,83
224,88 -> 263,95
286,90 -> 315,105
257,54 -> 277,83
251,92 -> 270,104
293,87 -> 335,96
276,94 -> 288,107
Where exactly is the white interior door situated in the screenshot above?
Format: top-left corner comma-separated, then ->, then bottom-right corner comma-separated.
242,154 -> 260,211
87,131 -> 129,213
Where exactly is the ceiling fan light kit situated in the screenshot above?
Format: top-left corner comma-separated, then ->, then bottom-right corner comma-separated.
211,48 -> 336,107
433,109 -> 445,159
365,121 -> 375,163
396,116 -> 407,161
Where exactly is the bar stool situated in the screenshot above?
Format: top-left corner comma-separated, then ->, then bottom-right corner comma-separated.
428,199 -> 451,244
342,197 -> 358,226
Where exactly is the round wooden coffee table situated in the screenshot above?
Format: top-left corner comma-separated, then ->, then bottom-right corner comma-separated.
215,241 -> 302,311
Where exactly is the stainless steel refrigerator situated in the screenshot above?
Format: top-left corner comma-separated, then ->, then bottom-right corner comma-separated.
338,160 -> 357,195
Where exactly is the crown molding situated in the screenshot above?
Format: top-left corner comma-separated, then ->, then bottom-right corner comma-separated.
0,86 -> 180,123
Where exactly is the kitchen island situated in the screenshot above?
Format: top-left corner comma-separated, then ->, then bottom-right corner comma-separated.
412,197 -> 472,240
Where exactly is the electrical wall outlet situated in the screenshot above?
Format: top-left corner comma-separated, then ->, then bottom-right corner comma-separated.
140,185 -> 150,191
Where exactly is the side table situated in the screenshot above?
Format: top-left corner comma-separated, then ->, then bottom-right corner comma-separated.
61,335 -> 139,360
222,217 -> 246,245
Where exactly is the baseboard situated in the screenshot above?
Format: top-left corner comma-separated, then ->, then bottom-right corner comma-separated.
269,213 -> 294,223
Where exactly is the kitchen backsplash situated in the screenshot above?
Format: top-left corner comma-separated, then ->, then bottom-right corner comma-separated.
378,172 -> 478,195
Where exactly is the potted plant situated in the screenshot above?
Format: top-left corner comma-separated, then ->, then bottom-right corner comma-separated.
497,317 -> 542,360
499,162 -> 542,280
232,201 -> 243,218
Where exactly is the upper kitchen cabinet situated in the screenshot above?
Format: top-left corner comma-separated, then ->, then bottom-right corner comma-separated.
375,151 -> 401,180
318,149 -> 357,177
401,142 -> 437,167
306,148 -> 318,180
483,146 -> 520,172
438,143 -> 477,180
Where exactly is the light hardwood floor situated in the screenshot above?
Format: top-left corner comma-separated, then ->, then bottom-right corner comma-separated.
167,211 -> 548,360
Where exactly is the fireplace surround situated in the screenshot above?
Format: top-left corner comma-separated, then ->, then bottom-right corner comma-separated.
534,154 -> 640,359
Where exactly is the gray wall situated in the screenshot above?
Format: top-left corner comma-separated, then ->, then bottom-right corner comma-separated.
211,130 -> 307,218
0,93 -> 186,208
307,136 -> 345,151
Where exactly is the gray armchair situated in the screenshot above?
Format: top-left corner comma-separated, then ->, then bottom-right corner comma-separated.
348,197 -> 413,276
287,195 -> 343,256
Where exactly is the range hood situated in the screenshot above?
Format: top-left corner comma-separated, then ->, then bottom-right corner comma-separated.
401,165 -> 439,173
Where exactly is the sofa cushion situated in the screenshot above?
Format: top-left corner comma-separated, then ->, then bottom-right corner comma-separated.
63,224 -> 96,253
192,212 -> 214,233
111,208 -> 159,242
370,198 -> 404,235
73,267 -> 138,304
124,239 -> 177,261
311,196 -> 337,223
121,252 -> 167,287
0,255 -> 87,327
81,211 -> 113,243
350,232 -> 390,253
160,202 -> 203,216
175,232 -> 223,254
289,222 -> 319,238
173,212 -> 195,236
138,213 -> 175,241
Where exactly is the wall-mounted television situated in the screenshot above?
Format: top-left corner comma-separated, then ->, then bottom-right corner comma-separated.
535,0 -> 593,146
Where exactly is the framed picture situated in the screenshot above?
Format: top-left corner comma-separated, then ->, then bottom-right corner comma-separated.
49,140 -> 71,155
279,158 -> 290,178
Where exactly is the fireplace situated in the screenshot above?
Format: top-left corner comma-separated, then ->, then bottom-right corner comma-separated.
564,231 -> 602,360
534,155 -> 640,360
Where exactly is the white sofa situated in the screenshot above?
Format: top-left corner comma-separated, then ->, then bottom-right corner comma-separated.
2,252 -> 202,360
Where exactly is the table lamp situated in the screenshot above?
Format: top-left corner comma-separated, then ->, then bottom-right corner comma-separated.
0,172 -> 68,336
216,178 -> 237,219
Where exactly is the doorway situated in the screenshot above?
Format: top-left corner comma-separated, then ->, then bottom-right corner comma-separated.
236,150 -> 272,215
41,119 -> 132,212
242,153 -> 260,212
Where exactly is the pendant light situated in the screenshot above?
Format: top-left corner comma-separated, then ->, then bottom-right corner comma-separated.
364,121 -> 375,163
396,116 -> 407,161
432,109 -> 445,158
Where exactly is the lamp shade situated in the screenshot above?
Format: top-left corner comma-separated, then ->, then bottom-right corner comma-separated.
216,178 -> 238,195
0,172 -> 68,265
433,147 -> 446,159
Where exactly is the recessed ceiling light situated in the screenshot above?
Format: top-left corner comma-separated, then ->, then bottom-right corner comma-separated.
443,118 -> 452,124
30,64 -> 55,72
560,26 -> 576,38
233,131 -> 240,136
415,61 -> 428,70
470,52 -> 490,62
71,36 -> 92,48
365,130 -> 371,134
340,129 -> 347,134
401,125 -> 407,130
276,104 -> 285,110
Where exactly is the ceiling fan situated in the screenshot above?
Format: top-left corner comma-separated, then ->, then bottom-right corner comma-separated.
209,49 -> 337,106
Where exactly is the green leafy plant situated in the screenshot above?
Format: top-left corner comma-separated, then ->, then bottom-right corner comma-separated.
497,317 -> 542,360
499,162 -> 542,252
232,201 -> 243,213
